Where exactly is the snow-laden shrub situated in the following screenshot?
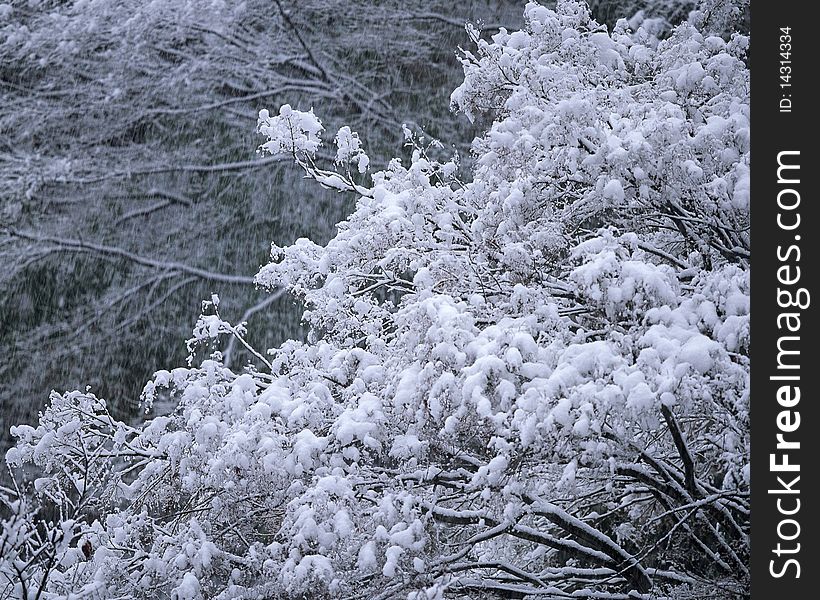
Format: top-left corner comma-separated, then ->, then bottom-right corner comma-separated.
2,2 -> 749,598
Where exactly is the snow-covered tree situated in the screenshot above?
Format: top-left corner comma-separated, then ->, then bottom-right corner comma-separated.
0,0 -> 521,449
3,1 -> 749,598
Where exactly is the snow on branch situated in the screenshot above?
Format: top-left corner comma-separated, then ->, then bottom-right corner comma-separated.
3,1 -> 750,598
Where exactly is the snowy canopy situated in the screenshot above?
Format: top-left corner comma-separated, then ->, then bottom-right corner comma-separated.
2,2 -> 749,599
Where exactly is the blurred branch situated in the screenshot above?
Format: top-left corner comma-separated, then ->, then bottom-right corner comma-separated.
4,228 -> 255,285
